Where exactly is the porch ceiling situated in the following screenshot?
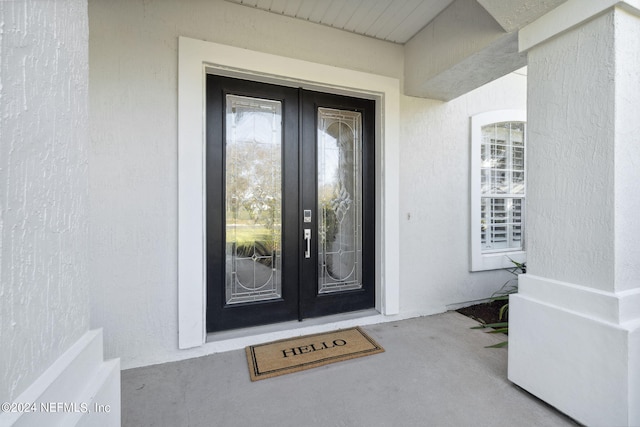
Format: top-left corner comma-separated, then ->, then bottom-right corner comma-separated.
225,0 -> 567,100
224,0 -> 455,44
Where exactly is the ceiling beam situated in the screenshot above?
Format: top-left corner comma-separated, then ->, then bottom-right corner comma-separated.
405,0 -> 526,100
404,0 -> 566,100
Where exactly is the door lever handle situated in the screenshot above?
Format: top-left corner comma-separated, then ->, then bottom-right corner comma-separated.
304,229 -> 312,259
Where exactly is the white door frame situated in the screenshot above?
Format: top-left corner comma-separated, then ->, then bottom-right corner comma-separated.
178,37 -> 400,349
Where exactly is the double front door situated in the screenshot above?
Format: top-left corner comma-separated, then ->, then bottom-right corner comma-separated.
206,75 -> 375,332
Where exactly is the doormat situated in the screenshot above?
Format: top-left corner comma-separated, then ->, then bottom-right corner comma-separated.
245,327 -> 384,381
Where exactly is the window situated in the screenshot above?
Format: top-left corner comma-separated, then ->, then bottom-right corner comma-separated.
470,110 -> 526,271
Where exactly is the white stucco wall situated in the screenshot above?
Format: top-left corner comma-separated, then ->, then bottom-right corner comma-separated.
526,11 -> 616,291
524,5 -> 640,293
0,0 -> 90,403
399,72 -> 526,315
88,0 -> 526,368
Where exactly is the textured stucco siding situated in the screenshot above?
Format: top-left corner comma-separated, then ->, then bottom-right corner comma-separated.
526,11 -> 616,291
399,72 -> 527,315
613,7 -> 640,293
0,0 -> 90,403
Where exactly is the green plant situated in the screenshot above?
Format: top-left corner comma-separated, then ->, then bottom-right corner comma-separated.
472,259 -> 526,348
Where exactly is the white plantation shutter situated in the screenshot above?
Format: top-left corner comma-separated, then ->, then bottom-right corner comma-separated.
471,111 -> 526,271
480,121 -> 524,252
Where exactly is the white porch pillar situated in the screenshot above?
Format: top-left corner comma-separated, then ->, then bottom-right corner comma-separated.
509,1 -> 640,426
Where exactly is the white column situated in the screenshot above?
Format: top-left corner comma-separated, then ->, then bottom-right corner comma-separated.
509,2 -> 640,426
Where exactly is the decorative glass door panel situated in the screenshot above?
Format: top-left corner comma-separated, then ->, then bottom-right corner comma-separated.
317,108 -> 363,294
225,95 -> 282,304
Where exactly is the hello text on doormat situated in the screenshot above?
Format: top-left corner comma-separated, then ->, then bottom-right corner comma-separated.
245,327 -> 384,381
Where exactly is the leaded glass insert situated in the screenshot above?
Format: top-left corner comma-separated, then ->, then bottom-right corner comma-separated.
225,95 -> 282,304
317,108 -> 363,294
480,121 -> 525,252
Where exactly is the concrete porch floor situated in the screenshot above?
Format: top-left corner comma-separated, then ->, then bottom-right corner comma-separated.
121,312 -> 579,427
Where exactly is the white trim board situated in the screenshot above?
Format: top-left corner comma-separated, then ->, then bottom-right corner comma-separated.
178,37 -> 401,350
0,330 -> 120,427
509,286 -> 640,426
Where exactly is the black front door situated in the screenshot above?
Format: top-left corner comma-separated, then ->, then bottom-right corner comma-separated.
206,75 -> 375,332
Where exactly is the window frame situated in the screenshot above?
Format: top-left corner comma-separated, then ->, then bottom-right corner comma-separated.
470,110 -> 526,272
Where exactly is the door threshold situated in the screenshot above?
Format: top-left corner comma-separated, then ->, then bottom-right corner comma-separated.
206,309 -> 381,344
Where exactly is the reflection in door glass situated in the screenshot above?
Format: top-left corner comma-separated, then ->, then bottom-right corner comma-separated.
317,108 -> 363,294
225,95 -> 282,304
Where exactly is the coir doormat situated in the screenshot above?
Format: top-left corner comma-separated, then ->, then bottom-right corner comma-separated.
245,327 -> 384,381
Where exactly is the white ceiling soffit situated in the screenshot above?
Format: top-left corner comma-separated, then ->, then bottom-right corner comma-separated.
225,0 -> 456,44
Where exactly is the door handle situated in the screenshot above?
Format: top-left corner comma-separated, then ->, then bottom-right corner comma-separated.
304,229 -> 312,259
